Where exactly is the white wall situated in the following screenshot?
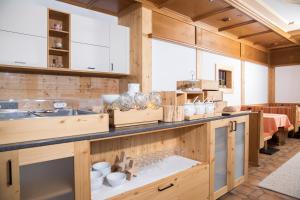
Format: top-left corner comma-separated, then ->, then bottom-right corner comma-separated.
244,62 -> 268,105
199,51 -> 242,106
152,39 -> 197,91
275,65 -> 300,103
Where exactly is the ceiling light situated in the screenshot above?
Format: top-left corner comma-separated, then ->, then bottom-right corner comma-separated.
222,17 -> 231,22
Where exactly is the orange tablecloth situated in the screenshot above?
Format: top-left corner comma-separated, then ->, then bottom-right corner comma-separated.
263,113 -> 292,138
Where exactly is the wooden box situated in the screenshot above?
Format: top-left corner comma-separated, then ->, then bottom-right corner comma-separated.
160,91 -> 186,106
0,114 -> 109,145
177,80 -> 219,91
110,108 -> 163,127
200,91 -> 223,102
163,106 -> 184,122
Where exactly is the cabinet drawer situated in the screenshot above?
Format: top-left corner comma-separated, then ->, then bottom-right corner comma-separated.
0,31 -> 47,67
0,0 -> 47,37
71,14 -> 109,47
71,42 -> 109,72
110,164 -> 209,200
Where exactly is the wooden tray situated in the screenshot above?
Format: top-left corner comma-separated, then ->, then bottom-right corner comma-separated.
185,113 -> 222,121
110,108 -> 163,127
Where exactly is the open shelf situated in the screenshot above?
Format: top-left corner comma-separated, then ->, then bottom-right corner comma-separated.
92,155 -> 201,199
90,124 -> 209,199
48,9 -> 70,69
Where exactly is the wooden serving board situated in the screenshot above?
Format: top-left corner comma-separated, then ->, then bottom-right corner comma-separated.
185,113 -> 222,121
110,108 -> 163,128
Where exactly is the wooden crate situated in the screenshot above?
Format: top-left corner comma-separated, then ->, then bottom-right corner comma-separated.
109,108 -> 163,127
163,106 -> 184,122
177,80 -> 219,91
160,91 -> 186,106
200,91 -> 223,102
185,113 -> 222,121
186,92 -> 204,103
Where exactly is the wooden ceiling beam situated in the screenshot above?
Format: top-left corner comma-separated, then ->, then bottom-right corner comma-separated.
238,30 -> 272,39
157,0 -> 177,8
192,6 -> 235,22
224,0 -> 299,44
218,19 -> 256,32
87,0 -> 98,8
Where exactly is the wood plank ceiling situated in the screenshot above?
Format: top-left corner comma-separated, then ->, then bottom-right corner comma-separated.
59,0 -> 299,49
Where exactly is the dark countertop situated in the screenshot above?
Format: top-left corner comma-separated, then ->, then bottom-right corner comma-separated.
0,113 -> 249,152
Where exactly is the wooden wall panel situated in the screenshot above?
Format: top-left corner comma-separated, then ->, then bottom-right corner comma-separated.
0,72 -> 119,100
241,44 -> 268,65
152,12 -> 196,46
119,5 -> 152,93
270,46 -> 300,67
197,28 -> 241,58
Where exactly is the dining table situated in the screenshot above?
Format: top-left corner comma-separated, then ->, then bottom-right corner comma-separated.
263,113 -> 293,145
259,113 -> 293,155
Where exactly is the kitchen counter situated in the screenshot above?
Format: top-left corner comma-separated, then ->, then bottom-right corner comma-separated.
0,112 -> 249,152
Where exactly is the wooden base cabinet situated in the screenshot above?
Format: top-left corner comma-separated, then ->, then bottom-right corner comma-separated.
209,116 -> 249,200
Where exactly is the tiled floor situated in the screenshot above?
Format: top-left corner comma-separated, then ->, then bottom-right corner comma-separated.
219,137 -> 300,200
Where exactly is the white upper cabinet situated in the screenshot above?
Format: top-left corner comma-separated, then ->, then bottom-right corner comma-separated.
109,25 -> 130,74
71,14 -> 109,47
71,42 -> 109,72
0,0 -> 47,37
0,31 -> 47,67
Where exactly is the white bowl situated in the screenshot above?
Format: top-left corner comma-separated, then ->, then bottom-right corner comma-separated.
92,162 -> 111,176
106,172 -> 126,187
90,170 -> 103,181
91,178 -> 104,191
101,94 -> 120,104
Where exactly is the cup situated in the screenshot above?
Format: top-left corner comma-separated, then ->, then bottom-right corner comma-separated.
205,102 -> 215,114
195,102 -> 206,115
184,103 -> 195,117
92,162 -> 111,176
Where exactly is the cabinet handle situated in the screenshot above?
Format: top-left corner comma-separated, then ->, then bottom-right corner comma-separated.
14,61 -> 26,65
229,121 -> 234,132
87,67 -> 95,70
7,160 -> 13,186
111,63 -> 114,71
233,121 -> 237,131
158,183 -> 174,192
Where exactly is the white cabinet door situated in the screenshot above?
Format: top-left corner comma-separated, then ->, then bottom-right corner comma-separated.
109,25 -> 130,74
0,0 -> 47,37
71,14 -> 109,47
0,31 -> 47,68
71,42 -> 109,72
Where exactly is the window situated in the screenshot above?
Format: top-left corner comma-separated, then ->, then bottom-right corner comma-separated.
216,64 -> 234,93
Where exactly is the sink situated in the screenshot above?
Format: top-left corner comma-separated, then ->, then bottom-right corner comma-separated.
32,109 -> 96,117
0,109 -> 96,120
0,110 -> 35,120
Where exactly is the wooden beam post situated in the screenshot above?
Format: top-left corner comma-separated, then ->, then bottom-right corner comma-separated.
238,30 -> 272,39
119,4 -> 152,93
74,141 -> 91,200
268,67 -> 275,103
241,60 -> 245,105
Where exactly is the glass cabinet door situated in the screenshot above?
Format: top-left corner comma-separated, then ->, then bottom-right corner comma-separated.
214,126 -> 228,192
234,122 -> 245,180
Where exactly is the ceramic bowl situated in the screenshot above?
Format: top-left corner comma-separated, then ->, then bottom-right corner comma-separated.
90,171 -> 104,191
92,162 -> 111,176
106,172 -> 126,187
101,94 -> 120,105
